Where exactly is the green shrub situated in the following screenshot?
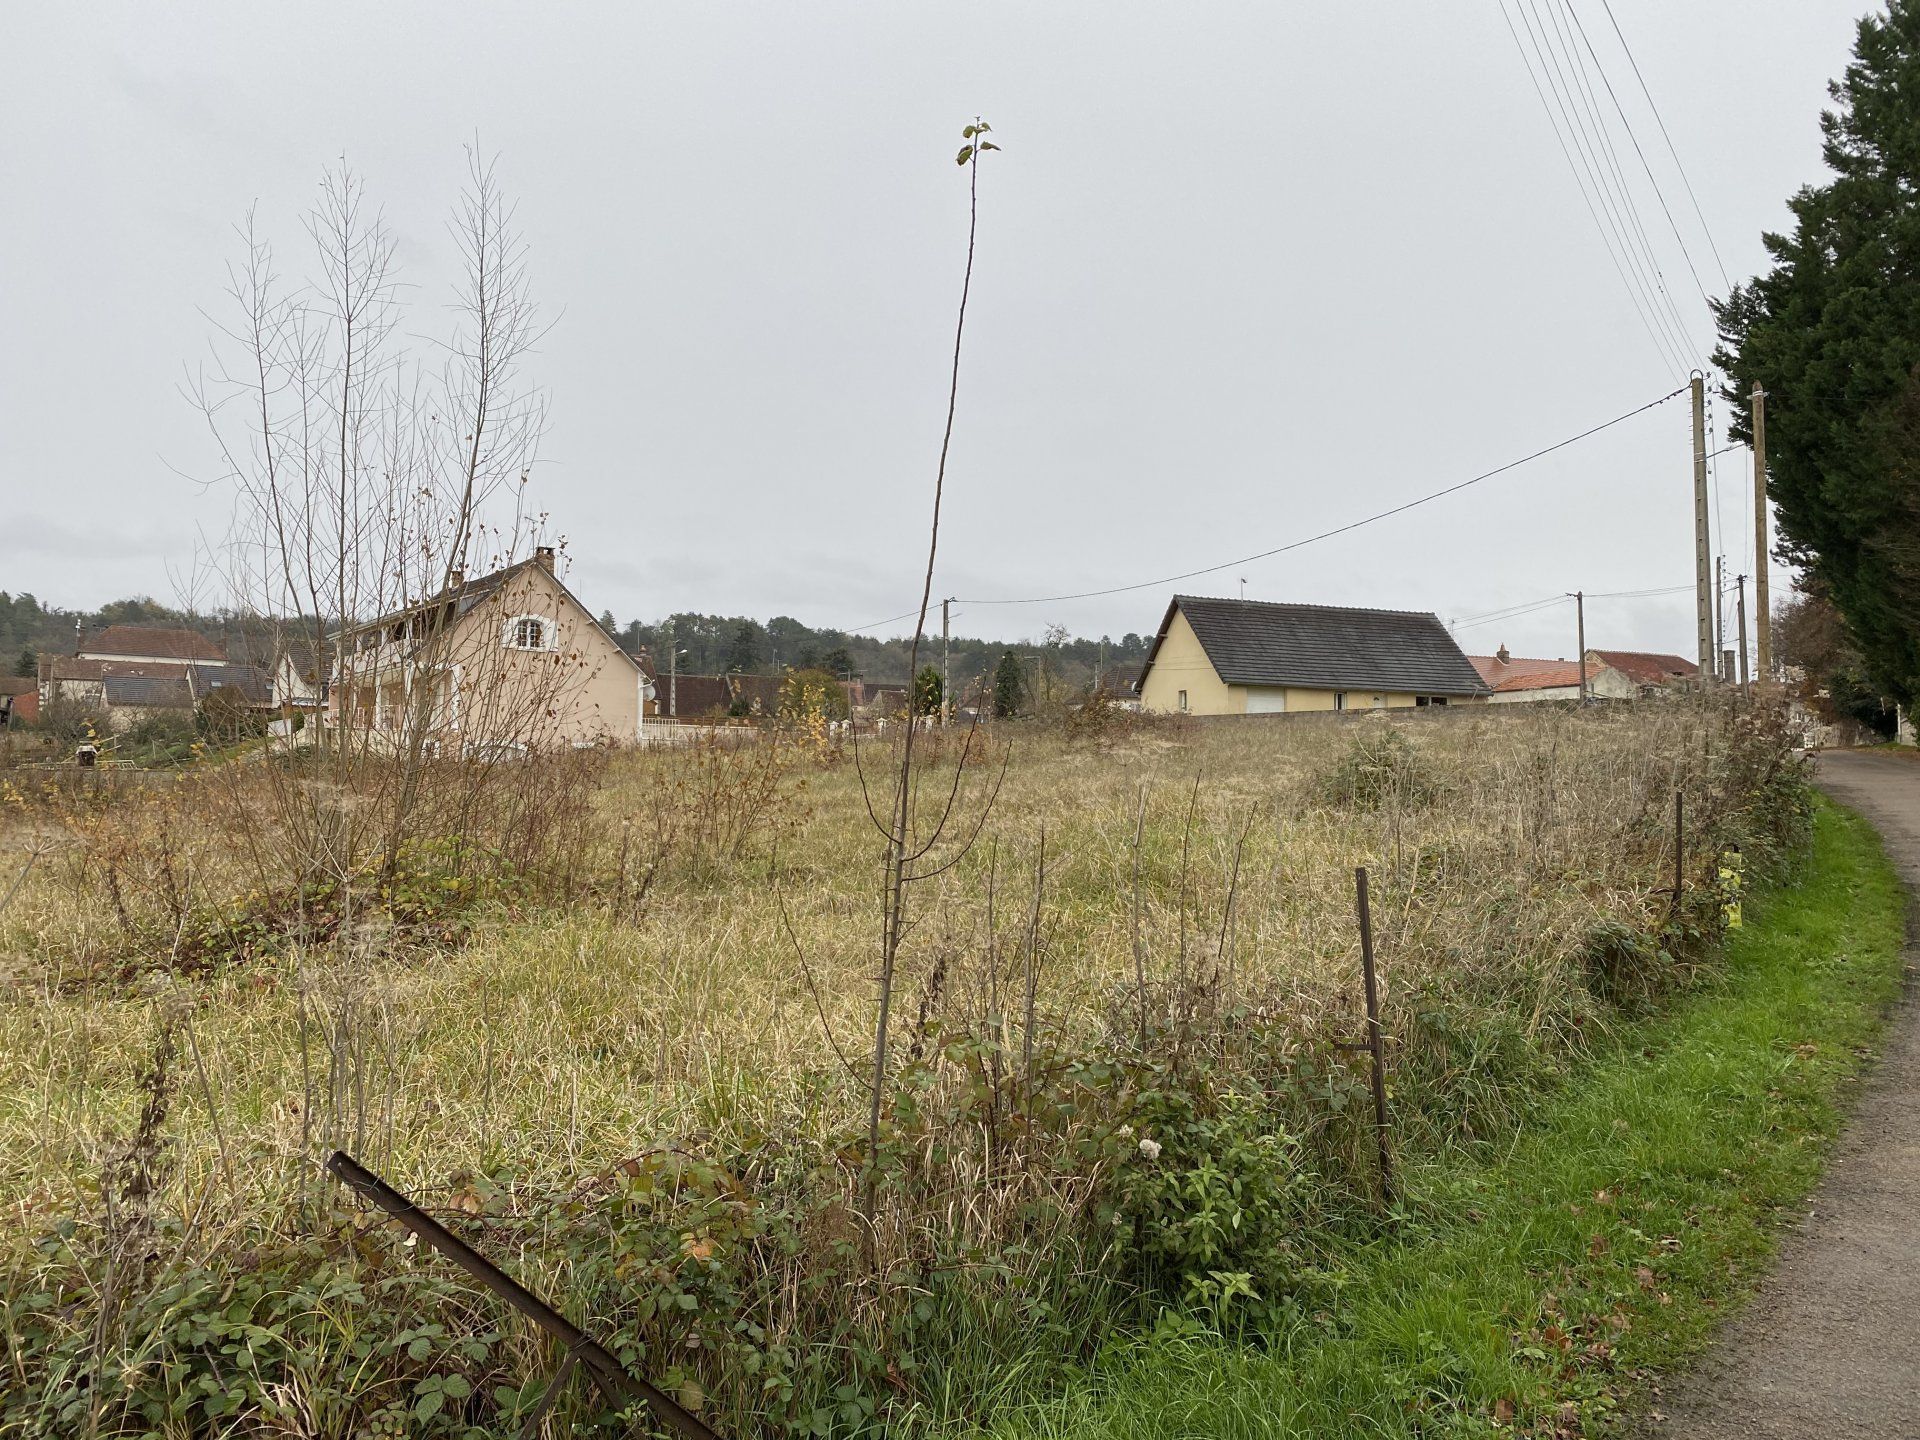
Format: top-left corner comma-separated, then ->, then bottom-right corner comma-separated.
1317,723 -> 1443,809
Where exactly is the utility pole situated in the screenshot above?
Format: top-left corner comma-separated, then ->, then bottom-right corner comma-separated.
666,619 -> 678,719
1714,554 -> 1726,681
1692,374 -> 1714,685
1570,590 -> 1588,704
1752,385 -> 1771,680
1736,574 -> 1750,688
940,598 -> 952,726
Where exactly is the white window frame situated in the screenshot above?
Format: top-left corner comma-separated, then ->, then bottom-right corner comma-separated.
502,614 -> 557,653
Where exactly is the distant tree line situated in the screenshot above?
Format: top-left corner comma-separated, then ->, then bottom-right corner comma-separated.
0,592 -> 240,677
601,611 -> 1152,693
5,591 -> 1154,703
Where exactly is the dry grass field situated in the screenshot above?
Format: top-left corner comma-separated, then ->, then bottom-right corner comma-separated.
0,701 -> 1808,1437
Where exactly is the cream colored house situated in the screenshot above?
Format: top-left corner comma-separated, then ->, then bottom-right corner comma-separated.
1137,595 -> 1489,715
329,547 -> 649,751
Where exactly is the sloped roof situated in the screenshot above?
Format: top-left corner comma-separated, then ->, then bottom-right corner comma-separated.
47,657 -> 190,681
81,626 -> 226,662
1469,654 -> 1590,693
1588,650 -> 1698,687
660,675 -> 733,716
1149,596 -> 1490,697
46,656 -> 260,686
337,552 -> 641,674
103,675 -> 194,708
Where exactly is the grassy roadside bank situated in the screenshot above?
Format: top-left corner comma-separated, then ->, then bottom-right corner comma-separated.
977,797 -> 1909,1440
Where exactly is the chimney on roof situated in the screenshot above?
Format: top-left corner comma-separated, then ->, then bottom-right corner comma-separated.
446,566 -> 464,591
533,545 -> 555,572
1495,643 -> 1510,665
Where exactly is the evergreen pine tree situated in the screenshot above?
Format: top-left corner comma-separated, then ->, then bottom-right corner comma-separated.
993,651 -> 1025,717
1715,1 -> 1920,705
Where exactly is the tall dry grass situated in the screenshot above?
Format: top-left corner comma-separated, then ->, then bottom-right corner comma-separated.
0,699 -> 1807,1436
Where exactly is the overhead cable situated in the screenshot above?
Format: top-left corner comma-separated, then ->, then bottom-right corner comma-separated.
951,384 -> 1689,609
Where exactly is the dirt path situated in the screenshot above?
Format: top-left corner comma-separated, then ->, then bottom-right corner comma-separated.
1646,751 -> 1920,1437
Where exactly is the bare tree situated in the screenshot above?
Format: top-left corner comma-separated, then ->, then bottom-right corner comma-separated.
185,153 -> 617,1171
863,121 -> 1001,1213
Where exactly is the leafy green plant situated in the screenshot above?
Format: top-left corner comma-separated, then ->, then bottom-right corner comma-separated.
1316,724 -> 1443,809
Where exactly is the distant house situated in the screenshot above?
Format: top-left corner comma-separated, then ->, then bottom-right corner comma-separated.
79,625 -> 226,665
0,676 -> 37,727
1136,595 -> 1489,716
328,546 -> 647,750
1469,646 -> 1622,704
1092,665 -> 1142,709
1467,645 -> 1700,703
1584,650 -> 1700,696
39,625 -> 265,731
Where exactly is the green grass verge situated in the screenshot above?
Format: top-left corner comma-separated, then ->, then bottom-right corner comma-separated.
976,797 -> 1909,1439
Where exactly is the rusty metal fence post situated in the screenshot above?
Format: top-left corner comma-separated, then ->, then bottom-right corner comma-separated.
327,1151 -> 720,1440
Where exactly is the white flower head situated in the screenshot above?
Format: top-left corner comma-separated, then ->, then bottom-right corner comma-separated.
1137,1136 -> 1162,1162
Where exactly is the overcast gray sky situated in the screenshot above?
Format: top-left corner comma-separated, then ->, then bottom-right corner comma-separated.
0,1 -> 1872,662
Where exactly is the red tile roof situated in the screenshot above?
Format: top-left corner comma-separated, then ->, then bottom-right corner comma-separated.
1469,653 -> 1588,693
81,625 -> 226,662
1587,650 -> 1698,687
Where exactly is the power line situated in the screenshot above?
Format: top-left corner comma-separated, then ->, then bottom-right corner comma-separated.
1521,0 -> 1697,369
1453,596 -> 1571,631
1452,580 -> 1694,633
840,606 -> 925,636
1563,0 -> 1717,317
1596,0 -> 1734,291
1489,0 -> 1689,378
1455,592 -> 1570,625
1556,0 -> 1704,354
1518,0 -> 1694,368
1537,0 -> 1699,359
956,384 -> 1688,608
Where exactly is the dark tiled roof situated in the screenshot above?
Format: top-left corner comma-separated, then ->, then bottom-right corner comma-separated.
1152,595 -> 1490,697
0,676 -> 36,697
103,675 -> 194,708
48,657 -> 182,681
198,668 -> 272,704
82,625 -> 227,662
660,675 -> 733,716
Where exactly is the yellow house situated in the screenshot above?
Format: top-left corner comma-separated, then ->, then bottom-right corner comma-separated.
1136,594 -> 1490,716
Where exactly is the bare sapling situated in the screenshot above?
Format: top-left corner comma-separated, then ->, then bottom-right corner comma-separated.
863,120 -> 1000,1220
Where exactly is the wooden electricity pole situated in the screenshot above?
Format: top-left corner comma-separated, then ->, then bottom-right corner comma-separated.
1571,590 -> 1587,704
940,597 -> 952,725
1736,574 -> 1750,688
1715,554 -> 1726,681
1692,375 -> 1714,684
1752,385 -> 1771,680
